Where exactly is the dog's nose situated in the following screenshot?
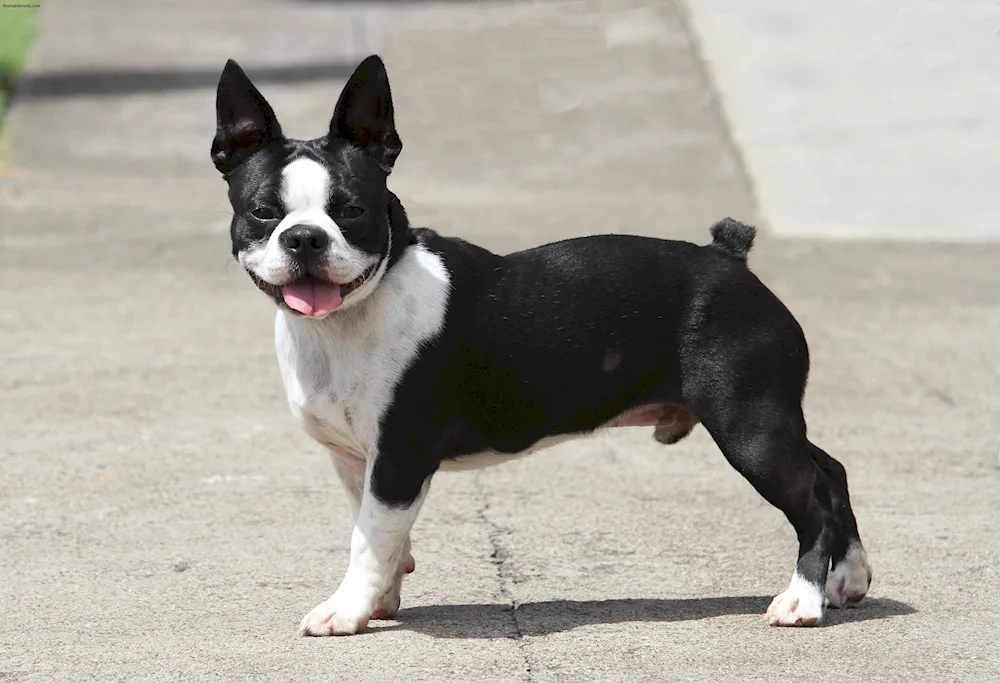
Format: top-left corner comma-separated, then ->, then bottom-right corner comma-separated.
279,225 -> 329,258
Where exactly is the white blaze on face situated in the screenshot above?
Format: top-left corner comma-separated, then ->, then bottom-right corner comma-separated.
280,157 -> 335,230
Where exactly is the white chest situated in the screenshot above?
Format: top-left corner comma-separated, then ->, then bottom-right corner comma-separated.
273,245 -> 450,460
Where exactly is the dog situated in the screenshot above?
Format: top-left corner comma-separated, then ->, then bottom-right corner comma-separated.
211,54 -> 872,636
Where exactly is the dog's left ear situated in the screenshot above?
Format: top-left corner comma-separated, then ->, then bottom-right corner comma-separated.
212,59 -> 283,176
330,55 -> 402,174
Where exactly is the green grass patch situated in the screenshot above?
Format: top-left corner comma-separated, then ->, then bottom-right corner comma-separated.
0,7 -> 40,128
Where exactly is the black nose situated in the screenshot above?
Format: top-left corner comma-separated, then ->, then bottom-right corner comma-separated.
279,225 -> 329,258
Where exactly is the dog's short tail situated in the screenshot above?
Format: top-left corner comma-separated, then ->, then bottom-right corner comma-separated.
709,217 -> 757,264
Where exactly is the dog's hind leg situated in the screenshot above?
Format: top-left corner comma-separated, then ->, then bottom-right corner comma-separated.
696,394 -> 848,626
808,442 -> 872,607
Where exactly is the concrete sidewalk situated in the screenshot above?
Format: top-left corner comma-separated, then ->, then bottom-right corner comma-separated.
2,1 -> 999,681
684,0 -> 1000,242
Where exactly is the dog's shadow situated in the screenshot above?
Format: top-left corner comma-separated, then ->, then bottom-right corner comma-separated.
374,596 -> 916,638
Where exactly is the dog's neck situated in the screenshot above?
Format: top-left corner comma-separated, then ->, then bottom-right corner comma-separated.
385,191 -> 413,272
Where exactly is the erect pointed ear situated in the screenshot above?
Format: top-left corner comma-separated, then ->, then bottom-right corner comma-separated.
330,55 -> 402,173
211,59 -> 283,175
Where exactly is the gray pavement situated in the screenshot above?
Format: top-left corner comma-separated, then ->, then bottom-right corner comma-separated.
684,0 -> 1000,241
1,1 -> 999,681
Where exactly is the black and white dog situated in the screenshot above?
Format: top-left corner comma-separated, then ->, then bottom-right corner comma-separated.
212,55 -> 872,636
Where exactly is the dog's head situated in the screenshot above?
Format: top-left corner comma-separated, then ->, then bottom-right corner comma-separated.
212,55 -> 406,318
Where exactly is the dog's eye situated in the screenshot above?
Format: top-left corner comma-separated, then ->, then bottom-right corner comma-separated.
250,207 -> 279,221
339,205 -> 364,219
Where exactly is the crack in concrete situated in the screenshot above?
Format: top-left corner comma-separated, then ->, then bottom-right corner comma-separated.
474,472 -> 533,682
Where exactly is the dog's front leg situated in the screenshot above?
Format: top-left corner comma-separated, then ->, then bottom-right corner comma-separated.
327,452 -> 415,620
299,455 -> 430,636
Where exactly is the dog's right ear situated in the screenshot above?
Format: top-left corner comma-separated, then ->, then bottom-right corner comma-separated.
211,60 -> 283,175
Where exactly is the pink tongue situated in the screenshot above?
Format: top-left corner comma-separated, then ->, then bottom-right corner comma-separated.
282,279 -> 343,317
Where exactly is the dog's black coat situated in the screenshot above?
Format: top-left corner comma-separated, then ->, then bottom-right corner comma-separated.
378,222 -> 862,609
377,224 -> 808,502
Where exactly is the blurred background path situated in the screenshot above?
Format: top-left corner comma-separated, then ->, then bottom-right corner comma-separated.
1,1 -> 998,681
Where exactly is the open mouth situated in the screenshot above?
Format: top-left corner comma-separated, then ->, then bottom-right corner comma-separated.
339,261 -> 380,298
253,262 -> 379,318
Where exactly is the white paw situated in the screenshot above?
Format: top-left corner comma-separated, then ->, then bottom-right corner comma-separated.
826,544 -> 872,608
371,554 -> 414,620
371,584 -> 401,620
299,593 -> 373,636
767,573 -> 825,627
